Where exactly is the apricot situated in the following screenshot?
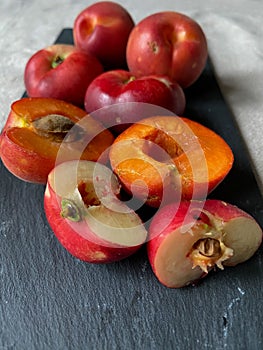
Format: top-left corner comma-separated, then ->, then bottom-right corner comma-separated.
109,116 -> 234,207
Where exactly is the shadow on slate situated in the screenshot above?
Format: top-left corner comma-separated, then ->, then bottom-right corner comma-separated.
1,28 -> 262,350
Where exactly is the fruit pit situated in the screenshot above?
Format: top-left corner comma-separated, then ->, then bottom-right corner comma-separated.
193,238 -> 222,258
32,114 -> 84,142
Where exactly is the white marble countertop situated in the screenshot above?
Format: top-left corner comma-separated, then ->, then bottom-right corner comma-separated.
1,0 -> 262,194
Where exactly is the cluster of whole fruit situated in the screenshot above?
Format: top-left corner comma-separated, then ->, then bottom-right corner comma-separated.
0,1 -> 262,288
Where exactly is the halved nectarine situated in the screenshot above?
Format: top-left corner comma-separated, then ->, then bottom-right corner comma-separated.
147,200 -> 262,288
109,116 -> 234,207
44,160 -> 147,262
0,97 -> 114,183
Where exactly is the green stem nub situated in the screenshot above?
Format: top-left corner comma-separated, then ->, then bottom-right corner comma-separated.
52,55 -> 64,69
61,199 -> 82,222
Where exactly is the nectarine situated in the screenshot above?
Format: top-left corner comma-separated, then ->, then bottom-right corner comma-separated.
0,98 -> 114,183
126,11 -> 208,88
44,160 -> 147,262
24,44 -> 103,107
147,200 -> 262,288
84,70 -> 186,133
109,116 -> 234,207
73,1 -> 134,69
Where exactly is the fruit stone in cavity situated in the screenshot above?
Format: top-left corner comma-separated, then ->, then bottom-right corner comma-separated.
147,200 -> 263,288
0,97 -> 114,183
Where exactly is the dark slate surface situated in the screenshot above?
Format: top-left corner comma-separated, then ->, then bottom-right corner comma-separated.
1,29 -> 263,350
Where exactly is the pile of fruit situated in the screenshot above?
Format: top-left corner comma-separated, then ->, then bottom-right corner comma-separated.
0,1 -> 262,288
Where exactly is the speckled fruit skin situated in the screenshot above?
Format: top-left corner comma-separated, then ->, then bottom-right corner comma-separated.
73,1 -> 134,69
126,11 -> 208,88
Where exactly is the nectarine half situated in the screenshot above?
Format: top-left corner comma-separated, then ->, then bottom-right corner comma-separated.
109,116 -> 234,207
147,200 -> 262,288
0,97 -> 114,183
44,160 -> 147,262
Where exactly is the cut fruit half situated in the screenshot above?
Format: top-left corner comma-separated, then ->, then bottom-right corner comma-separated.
44,160 -> 148,263
0,97 -> 114,183
147,200 -> 262,288
109,116 -> 234,207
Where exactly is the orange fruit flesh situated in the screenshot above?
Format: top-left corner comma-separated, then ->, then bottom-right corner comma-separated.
11,97 -> 87,123
175,118 -> 234,195
110,116 -> 234,205
6,127 -> 60,159
6,124 -> 114,164
5,97 -> 115,164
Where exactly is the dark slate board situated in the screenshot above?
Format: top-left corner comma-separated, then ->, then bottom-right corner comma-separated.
1,28 -> 263,350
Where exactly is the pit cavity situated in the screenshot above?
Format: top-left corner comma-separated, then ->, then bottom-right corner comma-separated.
78,180 -> 101,208
142,129 -> 183,163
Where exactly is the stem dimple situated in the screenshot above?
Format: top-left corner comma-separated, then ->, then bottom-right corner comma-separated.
123,76 -> 136,85
147,41 -> 159,54
52,55 -> 64,69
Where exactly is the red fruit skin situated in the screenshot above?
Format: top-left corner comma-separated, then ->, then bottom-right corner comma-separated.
85,69 -> 185,113
203,199 -> 253,221
147,201 -> 193,269
0,130 -> 55,183
24,44 -> 103,107
73,1 -> 134,69
44,180 -> 144,263
126,11 -> 208,88
84,69 -> 185,132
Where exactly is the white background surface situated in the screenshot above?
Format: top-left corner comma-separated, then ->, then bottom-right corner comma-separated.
0,0 -> 262,193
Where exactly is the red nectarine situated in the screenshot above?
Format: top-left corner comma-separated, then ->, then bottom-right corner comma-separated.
84,70 -> 186,133
73,1 -> 134,69
126,11 -> 208,88
24,44 -> 103,107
